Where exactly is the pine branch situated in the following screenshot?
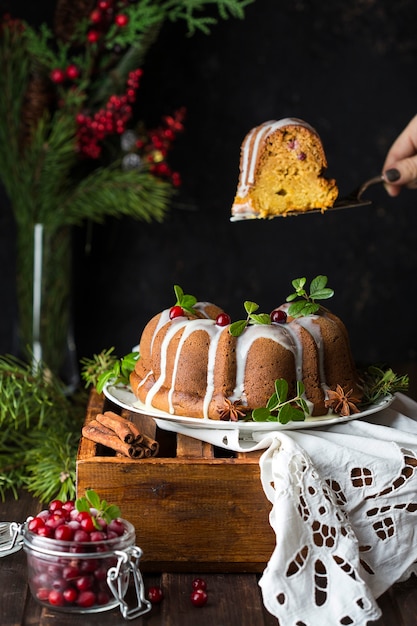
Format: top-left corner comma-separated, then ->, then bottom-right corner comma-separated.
0,354 -> 86,502
60,166 -> 173,226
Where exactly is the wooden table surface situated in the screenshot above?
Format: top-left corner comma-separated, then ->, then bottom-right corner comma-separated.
1,491 -> 417,625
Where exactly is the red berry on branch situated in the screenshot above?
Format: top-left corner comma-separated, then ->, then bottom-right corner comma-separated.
87,29 -> 100,43
98,0 -> 112,9
50,68 -> 65,84
115,13 -> 129,26
66,64 -> 80,80
90,9 -> 102,23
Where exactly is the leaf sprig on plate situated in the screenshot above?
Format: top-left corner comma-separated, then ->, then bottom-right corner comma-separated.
286,275 -> 334,318
229,301 -> 271,337
251,379 -> 309,424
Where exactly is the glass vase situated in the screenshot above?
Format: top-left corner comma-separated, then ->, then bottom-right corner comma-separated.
14,222 -> 78,390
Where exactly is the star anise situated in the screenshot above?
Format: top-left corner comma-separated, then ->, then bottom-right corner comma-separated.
325,384 -> 361,417
217,398 -> 247,422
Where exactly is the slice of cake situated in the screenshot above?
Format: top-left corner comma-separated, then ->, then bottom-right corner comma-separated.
231,118 -> 338,220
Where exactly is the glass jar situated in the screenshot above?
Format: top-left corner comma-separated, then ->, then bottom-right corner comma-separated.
20,518 -> 151,619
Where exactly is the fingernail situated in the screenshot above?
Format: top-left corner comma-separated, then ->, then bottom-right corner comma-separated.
384,168 -> 401,182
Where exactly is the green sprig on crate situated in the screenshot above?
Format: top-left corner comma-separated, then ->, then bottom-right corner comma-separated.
81,348 -> 140,393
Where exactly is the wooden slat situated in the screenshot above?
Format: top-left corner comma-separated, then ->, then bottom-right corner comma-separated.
176,433 -> 214,459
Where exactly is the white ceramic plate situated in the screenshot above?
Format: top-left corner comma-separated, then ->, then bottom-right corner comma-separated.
103,384 -> 394,432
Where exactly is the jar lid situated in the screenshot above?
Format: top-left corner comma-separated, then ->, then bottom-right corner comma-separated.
0,522 -> 24,557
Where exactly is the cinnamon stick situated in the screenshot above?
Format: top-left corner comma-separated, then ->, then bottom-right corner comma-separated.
82,421 -> 145,459
96,411 -> 159,455
96,411 -> 143,444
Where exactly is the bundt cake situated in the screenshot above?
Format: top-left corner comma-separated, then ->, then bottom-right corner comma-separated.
231,118 -> 339,220
129,283 -> 361,421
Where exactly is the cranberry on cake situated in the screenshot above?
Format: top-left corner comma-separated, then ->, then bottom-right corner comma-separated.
129,279 -> 362,422
231,117 -> 338,219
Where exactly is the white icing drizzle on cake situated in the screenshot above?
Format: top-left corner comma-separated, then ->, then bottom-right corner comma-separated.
139,303 -> 331,420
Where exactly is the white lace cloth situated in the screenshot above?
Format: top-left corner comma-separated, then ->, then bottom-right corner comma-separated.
158,393 -> 417,625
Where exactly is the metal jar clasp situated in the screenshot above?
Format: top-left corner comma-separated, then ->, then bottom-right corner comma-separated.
107,545 -> 152,620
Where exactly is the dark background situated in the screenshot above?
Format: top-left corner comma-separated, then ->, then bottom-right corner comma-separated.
1,0 -> 417,387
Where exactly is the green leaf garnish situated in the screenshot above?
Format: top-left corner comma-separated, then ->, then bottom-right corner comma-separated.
173,285 -> 197,315
251,379 -> 309,423
286,275 -> 334,318
229,300 -> 272,337
76,489 -> 121,527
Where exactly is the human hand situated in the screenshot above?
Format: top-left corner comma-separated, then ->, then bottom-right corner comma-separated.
382,114 -> 417,197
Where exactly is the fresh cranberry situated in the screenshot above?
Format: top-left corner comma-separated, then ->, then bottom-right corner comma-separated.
54,525 -> 74,541
45,512 -> 66,530
63,587 -> 78,604
147,586 -> 164,604
190,588 -> 208,607
76,590 -> 96,608
271,309 -> 287,324
62,500 -> 75,513
62,565 -> 80,581
80,558 -> 99,574
75,575 -> 94,592
215,313 -> 231,327
37,525 -> 53,538
73,529 -> 90,543
94,566 -> 107,582
48,589 -> 65,606
49,499 -> 64,512
98,0 -> 111,9
192,577 -> 207,591
36,588 -> 50,602
79,514 -> 96,533
90,530 -> 106,542
169,305 -> 185,320
96,591 -> 111,605
28,517 -> 45,533
107,519 -> 125,536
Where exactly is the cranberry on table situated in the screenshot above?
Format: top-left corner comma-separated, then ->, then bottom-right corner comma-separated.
190,588 -> 208,607
192,577 -> 207,591
147,586 -> 164,604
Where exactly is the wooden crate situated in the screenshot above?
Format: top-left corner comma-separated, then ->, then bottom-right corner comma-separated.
76,390 -> 274,573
